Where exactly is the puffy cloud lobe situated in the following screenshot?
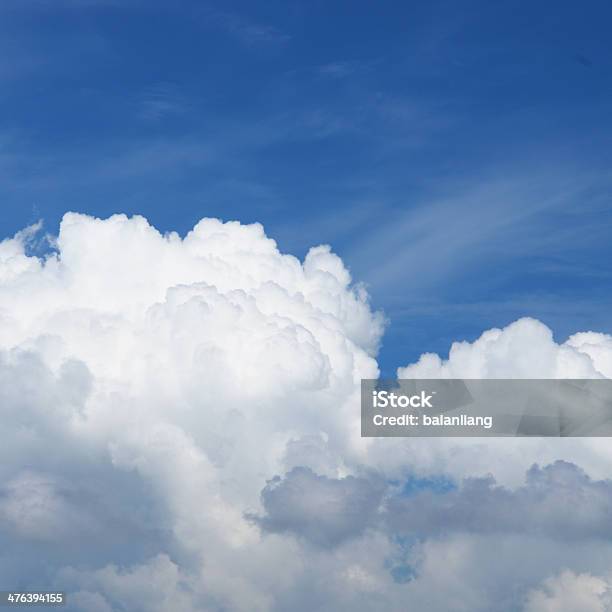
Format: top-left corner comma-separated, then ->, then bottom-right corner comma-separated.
398,318 -> 612,379
0,472 -> 75,541
61,555 -> 198,612
566,332 -> 612,379
386,460 -> 612,541
251,467 -> 385,547
524,570 -> 612,612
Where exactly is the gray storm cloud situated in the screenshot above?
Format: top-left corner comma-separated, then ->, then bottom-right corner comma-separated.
251,467 -> 386,547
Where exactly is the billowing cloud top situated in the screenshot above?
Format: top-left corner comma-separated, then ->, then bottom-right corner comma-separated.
2,213 -> 612,611
398,317 -> 612,379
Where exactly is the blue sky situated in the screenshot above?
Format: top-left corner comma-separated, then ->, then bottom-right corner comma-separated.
1,0 -> 612,375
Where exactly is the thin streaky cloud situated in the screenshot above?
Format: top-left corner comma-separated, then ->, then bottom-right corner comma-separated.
200,6 -> 290,46
316,60 -> 379,79
137,83 -> 191,121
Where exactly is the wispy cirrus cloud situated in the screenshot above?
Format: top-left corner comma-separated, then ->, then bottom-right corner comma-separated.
346,163 -> 612,294
315,58 -> 381,80
200,6 -> 290,46
136,83 -> 191,121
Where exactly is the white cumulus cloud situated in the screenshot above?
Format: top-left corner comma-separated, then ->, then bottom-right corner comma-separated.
1,212 -> 612,611
524,570 -> 612,612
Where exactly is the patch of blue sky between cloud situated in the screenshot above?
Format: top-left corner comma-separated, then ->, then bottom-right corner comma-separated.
399,475 -> 456,497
